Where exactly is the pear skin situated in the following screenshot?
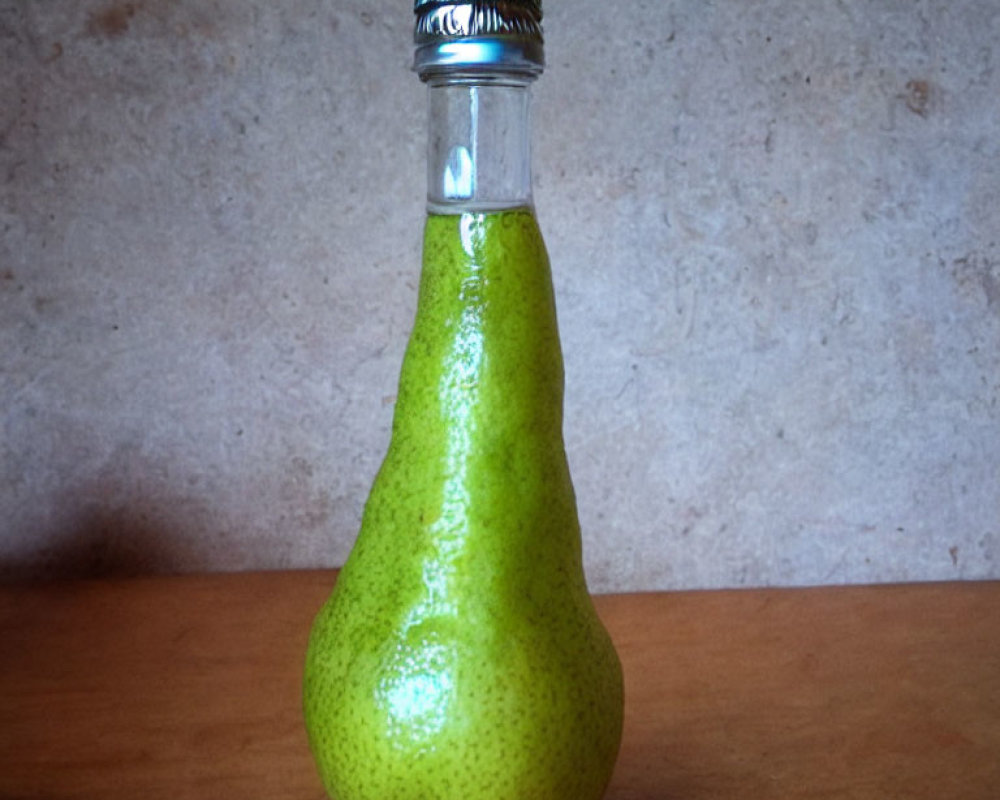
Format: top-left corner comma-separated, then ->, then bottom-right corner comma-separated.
304,209 -> 623,799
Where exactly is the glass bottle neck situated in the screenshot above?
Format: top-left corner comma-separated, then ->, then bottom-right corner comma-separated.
425,77 -> 534,214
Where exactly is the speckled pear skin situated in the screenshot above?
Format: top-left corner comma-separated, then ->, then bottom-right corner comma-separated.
304,208 -> 624,800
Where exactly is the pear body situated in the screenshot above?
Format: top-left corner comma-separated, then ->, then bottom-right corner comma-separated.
304,209 -> 623,800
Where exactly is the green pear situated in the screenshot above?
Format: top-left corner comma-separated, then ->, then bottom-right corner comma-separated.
304,208 -> 623,800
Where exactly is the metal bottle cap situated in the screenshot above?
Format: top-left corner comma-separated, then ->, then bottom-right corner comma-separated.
413,1 -> 544,80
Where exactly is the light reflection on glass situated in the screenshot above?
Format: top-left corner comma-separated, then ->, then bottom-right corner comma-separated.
378,639 -> 455,746
444,145 -> 473,199
436,212 -> 486,547
407,214 -> 485,622
379,215 -> 488,736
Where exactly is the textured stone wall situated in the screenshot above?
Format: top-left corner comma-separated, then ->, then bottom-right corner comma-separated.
2,0 -> 997,590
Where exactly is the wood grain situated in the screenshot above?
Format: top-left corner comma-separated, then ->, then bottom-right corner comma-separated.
1,572 -> 997,799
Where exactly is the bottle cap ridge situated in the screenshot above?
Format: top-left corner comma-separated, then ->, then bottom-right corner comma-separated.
413,1 -> 544,80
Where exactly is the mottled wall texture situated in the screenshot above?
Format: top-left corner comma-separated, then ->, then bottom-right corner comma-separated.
2,0 -> 998,590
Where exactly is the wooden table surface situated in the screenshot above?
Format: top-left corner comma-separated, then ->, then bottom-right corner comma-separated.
1,571 -> 997,799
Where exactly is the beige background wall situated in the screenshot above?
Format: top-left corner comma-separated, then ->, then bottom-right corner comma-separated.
2,0 -> 998,590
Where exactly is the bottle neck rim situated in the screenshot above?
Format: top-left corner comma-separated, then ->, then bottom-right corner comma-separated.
421,70 -> 539,88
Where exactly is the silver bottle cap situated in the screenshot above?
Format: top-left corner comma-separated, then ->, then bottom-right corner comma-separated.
413,1 -> 544,80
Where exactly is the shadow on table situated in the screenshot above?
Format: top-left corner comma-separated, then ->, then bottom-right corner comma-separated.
0,501 -> 191,583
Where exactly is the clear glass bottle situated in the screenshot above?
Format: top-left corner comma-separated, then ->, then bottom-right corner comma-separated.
304,4 -> 623,798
